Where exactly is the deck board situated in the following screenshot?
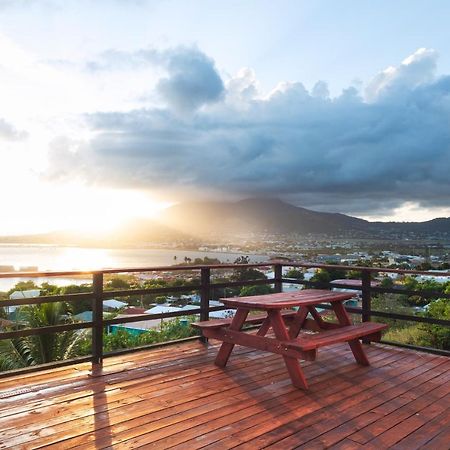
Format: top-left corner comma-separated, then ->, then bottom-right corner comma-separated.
0,341 -> 448,449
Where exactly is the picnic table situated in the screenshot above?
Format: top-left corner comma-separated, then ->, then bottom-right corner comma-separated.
193,289 -> 388,389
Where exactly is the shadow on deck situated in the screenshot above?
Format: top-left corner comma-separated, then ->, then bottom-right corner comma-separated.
0,341 -> 448,449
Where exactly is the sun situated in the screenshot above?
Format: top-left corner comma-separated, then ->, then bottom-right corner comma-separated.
61,185 -> 172,235
0,178 -> 171,236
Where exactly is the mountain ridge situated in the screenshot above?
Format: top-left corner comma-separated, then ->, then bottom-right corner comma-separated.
0,198 -> 448,245
162,197 -> 450,236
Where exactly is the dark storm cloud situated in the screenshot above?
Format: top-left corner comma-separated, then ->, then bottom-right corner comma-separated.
47,48 -> 450,215
86,46 -> 224,112
156,48 -> 224,112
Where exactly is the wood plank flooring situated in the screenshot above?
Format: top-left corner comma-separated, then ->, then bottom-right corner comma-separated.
0,340 -> 448,449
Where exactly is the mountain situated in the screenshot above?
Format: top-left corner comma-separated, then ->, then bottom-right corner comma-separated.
161,198 -> 450,237
1,198 -> 449,245
160,198 -> 370,235
370,217 -> 450,234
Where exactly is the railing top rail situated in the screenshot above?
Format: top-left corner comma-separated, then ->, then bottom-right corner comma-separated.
286,261 -> 450,277
0,260 -> 449,279
0,262 -> 275,278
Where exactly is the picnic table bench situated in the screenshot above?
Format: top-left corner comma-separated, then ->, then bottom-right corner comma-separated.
193,289 -> 388,389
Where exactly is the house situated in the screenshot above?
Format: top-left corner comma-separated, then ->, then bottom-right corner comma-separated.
74,311 -> 93,322
9,289 -> 40,300
209,309 -> 235,319
144,305 -> 182,315
179,304 -> 200,311
6,289 -> 41,319
209,300 -> 224,307
103,299 -> 128,311
109,315 -> 163,336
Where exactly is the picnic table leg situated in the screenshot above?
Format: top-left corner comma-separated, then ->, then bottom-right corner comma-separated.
307,305 -> 327,328
256,317 -> 271,336
288,306 -> 309,339
332,301 -> 370,366
214,308 -> 249,367
268,310 -> 308,389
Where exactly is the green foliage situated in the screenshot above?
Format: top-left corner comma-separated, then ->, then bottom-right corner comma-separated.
232,257 -> 266,282
400,277 -> 446,307
103,318 -> 199,353
61,284 -> 93,315
416,262 -> 432,271
285,269 -> 304,280
40,282 -> 60,296
62,283 -> 92,294
105,277 -> 131,290
0,302 -> 88,370
383,324 -> 430,347
239,285 -> 273,297
380,277 -> 394,288
419,298 -> 450,350
310,267 -> 346,284
402,276 -> 418,291
346,269 -> 362,279
234,256 -> 250,265
376,294 -> 450,351
193,257 -> 220,265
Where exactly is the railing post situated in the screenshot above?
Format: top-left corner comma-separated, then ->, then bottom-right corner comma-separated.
200,267 -> 210,342
274,263 -> 283,293
361,269 -> 372,344
92,272 -> 104,365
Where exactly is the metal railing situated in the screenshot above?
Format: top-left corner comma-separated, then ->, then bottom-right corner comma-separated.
0,261 -> 449,377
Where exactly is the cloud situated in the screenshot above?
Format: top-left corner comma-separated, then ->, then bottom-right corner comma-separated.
156,47 -> 224,112
0,118 -> 28,141
47,48 -> 450,216
366,48 -> 438,101
85,46 -> 224,112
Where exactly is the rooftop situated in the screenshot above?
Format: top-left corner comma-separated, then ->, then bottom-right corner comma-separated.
0,340 -> 448,449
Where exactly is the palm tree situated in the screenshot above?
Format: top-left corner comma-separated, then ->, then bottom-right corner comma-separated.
0,302 -> 87,371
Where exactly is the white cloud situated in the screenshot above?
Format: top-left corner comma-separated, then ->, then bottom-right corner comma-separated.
365,48 -> 438,101
46,48 -> 450,216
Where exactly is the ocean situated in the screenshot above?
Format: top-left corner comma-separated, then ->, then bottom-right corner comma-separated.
0,244 -> 268,291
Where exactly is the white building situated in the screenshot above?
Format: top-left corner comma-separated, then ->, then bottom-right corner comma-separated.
103,299 -> 128,311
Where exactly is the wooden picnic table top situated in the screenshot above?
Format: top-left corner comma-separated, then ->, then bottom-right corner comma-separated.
220,289 -> 356,310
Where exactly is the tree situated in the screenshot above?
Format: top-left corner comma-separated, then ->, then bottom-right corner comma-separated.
0,302 -> 87,371
380,277 -> 394,288
311,268 -> 344,284
285,268 -> 304,280
61,284 -> 93,315
193,257 -> 220,265
239,285 -> 273,297
40,282 -> 60,296
420,298 -> 450,350
232,256 -> 266,282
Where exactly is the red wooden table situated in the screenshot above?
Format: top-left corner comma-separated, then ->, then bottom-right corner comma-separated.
194,289 -> 387,389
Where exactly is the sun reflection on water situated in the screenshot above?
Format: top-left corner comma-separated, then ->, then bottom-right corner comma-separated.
56,247 -> 115,271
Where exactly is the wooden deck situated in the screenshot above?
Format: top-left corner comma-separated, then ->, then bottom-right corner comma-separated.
0,340 -> 448,449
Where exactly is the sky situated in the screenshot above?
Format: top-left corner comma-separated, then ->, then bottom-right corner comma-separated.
0,0 -> 450,235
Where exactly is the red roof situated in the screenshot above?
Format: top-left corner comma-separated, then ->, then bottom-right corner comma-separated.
122,307 -> 147,315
